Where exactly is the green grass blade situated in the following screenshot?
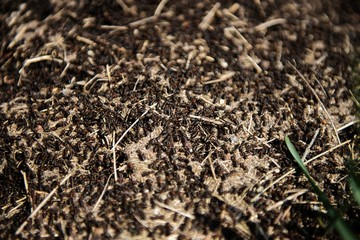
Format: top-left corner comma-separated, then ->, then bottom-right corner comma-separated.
285,136 -> 357,240
284,136 -> 330,206
348,165 -> 360,206
285,135 -> 309,174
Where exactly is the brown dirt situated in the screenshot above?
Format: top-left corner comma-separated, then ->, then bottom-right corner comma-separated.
1,0 -> 360,239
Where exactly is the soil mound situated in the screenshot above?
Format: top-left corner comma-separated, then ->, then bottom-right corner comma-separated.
1,0 -> 359,239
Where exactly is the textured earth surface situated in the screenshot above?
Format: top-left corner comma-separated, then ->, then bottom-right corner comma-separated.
1,0 -> 360,239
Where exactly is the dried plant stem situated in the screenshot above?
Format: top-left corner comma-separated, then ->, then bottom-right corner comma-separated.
21,170 -> 33,213
92,173 -> 113,213
154,200 -> 195,219
301,128 -> 320,162
337,119 -> 360,132
254,18 -> 286,31
112,131 -> 118,181
111,103 -> 157,151
154,0 -> 169,17
245,54 -> 262,73
204,71 -> 235,85
266,189 -> 308,211
199,2 -> 221,30
189,114 -> 223,125
289,62 -> 341,144
110,103 -> 156,181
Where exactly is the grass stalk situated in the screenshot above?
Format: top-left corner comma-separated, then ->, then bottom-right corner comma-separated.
285,136 -> 357,240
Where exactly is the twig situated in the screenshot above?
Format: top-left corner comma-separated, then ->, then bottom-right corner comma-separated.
133,214 -> 149,228
189,114 -> 223,125
200,150 -> 217,180
106,64 -> 112,81
232,27 -> 251,48
199,2 -> 221,30
6,198 -> 26,218
21,171 -> 33,213
224,26 -> 253,50
222,8 -> 240,21
289,62 -> 341,144
154,0 -> 169,17
100,25 -> 129,31
185,50 -> 196,70
154,200 -> 195,219
76,35 -> 97,46
19,55 -> 63,80
16,170 -> 74,235
275,41 -> 284,69
245,54 -> 262,73
112,131 -> 118,181
23,55 -> 63,68
251,139 -> 351,202
254,18 -> 286,31
129,16 -> 157,28
204,71 -> 235,85
112,11 -> 171,29
336,119 -> 360,132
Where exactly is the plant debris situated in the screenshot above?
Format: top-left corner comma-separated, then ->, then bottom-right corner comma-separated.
1,0 -> 359,239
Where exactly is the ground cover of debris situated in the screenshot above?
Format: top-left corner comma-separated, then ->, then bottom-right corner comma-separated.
1,0 -> 360,239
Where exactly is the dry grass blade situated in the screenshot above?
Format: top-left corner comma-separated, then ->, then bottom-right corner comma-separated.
92,173 -> 113,213
266,189 -> 308,211
111,103 -> 157,151
301,128 -> 320,162
336,119 -> 360,132
289,62 -> 341,144
110,103 -> 156,181
188,114 -> 224,125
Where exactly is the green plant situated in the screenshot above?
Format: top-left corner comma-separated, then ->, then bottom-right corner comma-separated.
285,136 -> 358,240
347,160 -> 360,207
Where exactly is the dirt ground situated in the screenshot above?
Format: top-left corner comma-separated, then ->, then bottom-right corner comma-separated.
1,0 -> 360,239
